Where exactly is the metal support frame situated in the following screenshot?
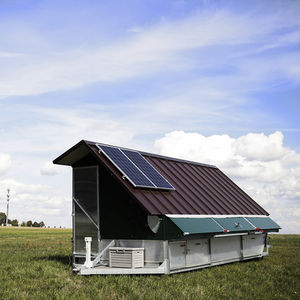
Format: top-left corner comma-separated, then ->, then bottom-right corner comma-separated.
240,235 -> 244,260
92,240 -> 115,267
163,240 -> 170,274
72,172 -> 75,265
79,262 -> 167,275
96,165 -> 101,254
208,237 -> 212,265
73,233 -> 270,275
262,233 -> 271,256
214,232 -> 248,238
73,197 -> 99,230
72,165 -> 100,264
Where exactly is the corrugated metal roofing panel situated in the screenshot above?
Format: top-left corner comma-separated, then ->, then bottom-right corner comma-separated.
141,154 -> 268,215
246,217 -> 281,230
53,140 -> 270,216
170,217 -> 224,234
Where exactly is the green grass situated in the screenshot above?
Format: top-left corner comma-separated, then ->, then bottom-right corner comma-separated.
0,228 -> 299,300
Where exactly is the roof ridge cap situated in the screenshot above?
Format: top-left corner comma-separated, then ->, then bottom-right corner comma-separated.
86,140 -> 217,168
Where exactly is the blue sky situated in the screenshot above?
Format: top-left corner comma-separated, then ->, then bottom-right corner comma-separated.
0,0 -> 299,232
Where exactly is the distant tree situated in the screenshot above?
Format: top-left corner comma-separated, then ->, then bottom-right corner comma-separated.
32,221 -> 39,227
27,220 -> 32,227
39,221 -> 45,228
0,212 -> 6,225
11,219 -> 18,226
21,221 -> 26,227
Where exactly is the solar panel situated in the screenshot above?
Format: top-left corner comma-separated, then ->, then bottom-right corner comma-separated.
98,145 -> 155,188
122,149 -> 174,190
96,144 -> 174,190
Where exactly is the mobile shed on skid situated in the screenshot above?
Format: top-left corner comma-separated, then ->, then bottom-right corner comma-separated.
53,140 -> 280,275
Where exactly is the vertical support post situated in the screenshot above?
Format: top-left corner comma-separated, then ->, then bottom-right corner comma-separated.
72,170 -> 76,266
163,240 -> 170,274
84,237 -> 93,268
208,237 -> 212,264
184,240 -> 187,267
240,235 -> 244,260
72,201 -> 75,265
262,233 -> 270,256
96,166 -> 101,255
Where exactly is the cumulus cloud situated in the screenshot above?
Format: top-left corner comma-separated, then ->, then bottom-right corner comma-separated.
0,178 -> 69,226
0,153 -> 11,176
233,131 -> 289,161
154,131 -> 300,233
40,161 -> 60,176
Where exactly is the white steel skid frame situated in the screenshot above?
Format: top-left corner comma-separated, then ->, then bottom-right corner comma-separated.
73,232 -> 270,276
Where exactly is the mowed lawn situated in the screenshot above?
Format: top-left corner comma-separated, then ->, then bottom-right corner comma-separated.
0,228 -> 299,300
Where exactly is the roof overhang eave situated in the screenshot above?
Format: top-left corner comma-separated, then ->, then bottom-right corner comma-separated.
53,140 -> 90,166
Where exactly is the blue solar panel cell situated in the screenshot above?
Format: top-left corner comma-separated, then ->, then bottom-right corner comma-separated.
97,144 -> 174,190
98,145 -> 155,188
122,149 -> 174,190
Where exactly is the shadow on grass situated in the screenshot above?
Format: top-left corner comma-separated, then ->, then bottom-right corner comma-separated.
38,255 -> 72,266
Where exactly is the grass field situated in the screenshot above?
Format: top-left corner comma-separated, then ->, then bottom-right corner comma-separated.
0,228 -> 299,300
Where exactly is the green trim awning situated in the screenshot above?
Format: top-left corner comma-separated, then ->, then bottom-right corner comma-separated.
246,217 -> 281,230
215,217 -> 255,232
170,218 -> 224,234
168,216 -> 280,235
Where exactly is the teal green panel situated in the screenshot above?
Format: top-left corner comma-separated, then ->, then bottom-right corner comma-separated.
246,217 -> 280,230
169,218 -> 224,234
214,217 -> 255,232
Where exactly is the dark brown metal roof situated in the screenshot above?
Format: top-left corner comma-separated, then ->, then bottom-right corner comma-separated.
54,140 -> 268,216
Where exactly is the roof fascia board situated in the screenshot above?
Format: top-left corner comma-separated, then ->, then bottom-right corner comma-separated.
166,214 -> 268,218
53,140 -> 89,165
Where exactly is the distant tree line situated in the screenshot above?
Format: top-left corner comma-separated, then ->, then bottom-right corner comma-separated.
0,212 -> 45,227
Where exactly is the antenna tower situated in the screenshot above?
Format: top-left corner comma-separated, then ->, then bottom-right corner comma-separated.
6,189 -> 10,226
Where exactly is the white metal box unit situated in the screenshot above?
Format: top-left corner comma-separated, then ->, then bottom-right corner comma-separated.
242,234 -> 265,258
109,247 -> 144,268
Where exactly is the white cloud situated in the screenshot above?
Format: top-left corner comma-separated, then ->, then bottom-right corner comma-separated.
0,153 -> 11,176
154,131 -> 236,166
154,130 -> 300,233
40,161 -> 60,176
0,178 -> 69,226
0,5 -> 299,98
233,131 -> 288,161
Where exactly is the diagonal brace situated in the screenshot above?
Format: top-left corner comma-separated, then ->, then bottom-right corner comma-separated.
92,240 -> 115,267
73,197 -> 99,230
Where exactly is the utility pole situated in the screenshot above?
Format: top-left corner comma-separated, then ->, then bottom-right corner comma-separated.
6,188 -> 10,226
